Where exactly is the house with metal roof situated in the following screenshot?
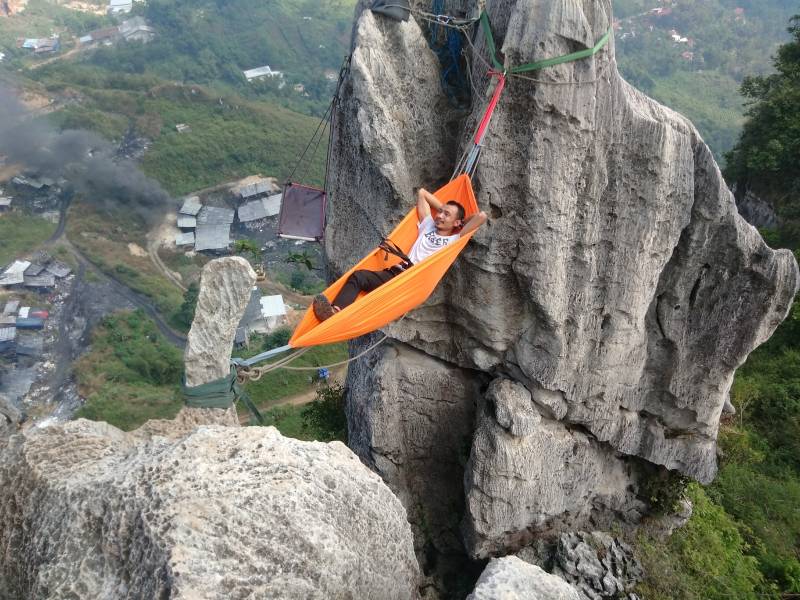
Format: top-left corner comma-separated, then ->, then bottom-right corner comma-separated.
243,66 -> 283,81
24,263 -> 46,277
0,197 -> 11,210
108,0 -> 133,14
3,300 -> 20,315
0,261 -> 31,287
263,193 -> 282,217
119,16 -> 155,42
24,273 -> 55,290
16,334 -> 44,357
0,326 -> 16,352
179,196 -> 202,216
46,262 -> 72,278
175,232 -> 195,247
16,317 -> 44,330
238,178 -> 279,200
194,206 -> 234,252
177,215 -> 197,229
238,198 -> 268,223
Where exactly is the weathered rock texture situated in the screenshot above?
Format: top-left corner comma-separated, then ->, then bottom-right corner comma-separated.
184,256 -> 255,387
463,379 -> 648,557
180,256 -> 256,426
518,532 -> 644,600
0,420 -> 420,599
467,556 -> 581,600
331,0 -> 800,567
0,258 -> 420,599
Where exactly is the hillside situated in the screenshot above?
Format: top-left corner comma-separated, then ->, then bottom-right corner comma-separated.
614,0 -> 797,160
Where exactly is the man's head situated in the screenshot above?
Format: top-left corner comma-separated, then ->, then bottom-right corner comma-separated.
435,200 -> 465,234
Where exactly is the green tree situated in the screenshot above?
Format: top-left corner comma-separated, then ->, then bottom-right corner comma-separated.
725,15 -> 800,244
173,282 -> 199,331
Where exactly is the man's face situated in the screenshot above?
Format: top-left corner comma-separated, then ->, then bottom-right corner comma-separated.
435,204 -> 462,233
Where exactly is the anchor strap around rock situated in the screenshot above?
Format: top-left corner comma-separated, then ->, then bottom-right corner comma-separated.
182,367 -> 264,424
479,11 -> 613,75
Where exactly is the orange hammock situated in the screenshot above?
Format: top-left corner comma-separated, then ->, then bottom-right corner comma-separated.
289,174 -> 479,348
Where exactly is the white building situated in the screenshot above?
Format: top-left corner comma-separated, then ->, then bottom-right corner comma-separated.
243,66 -> 283,82
108,0 -> 133,15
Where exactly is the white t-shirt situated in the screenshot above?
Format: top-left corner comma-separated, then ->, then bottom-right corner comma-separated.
407,216 -> 460,265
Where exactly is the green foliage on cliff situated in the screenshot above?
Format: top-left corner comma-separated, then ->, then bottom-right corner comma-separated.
615,1 -> 797,160
725,16 -> 800,245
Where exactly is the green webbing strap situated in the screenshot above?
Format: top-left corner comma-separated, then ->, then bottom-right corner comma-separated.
480,11 -> 503,70
510,27 -> 612,74
182,368 -> 264,424
479,11 -> 612,74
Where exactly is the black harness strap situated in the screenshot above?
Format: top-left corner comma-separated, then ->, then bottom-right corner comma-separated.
379,239 -> 414,270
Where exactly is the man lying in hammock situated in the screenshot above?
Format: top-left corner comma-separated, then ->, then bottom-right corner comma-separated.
313,187 -> 488,321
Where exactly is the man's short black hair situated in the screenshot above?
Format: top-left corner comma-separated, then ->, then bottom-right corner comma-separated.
445,200 -> 465,222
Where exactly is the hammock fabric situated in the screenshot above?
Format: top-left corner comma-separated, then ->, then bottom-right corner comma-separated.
289,174 -> 479,348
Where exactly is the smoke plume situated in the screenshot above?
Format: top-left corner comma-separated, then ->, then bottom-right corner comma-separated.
0,85 -> 171,225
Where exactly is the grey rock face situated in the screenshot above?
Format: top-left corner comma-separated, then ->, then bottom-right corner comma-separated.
734,186 -> 779,229
467,556 -> 581,600
184,256 -> 255,387
332,0 -> 799,559
347,336 -> 482,556
0,420 -> 420,599
0,393 -> 21,437
546,532 -> 644,600
463,377 -> 647,557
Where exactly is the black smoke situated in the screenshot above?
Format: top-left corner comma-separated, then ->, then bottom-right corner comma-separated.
0,85 -> 171,225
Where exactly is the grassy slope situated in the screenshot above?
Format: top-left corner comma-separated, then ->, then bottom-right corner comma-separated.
0,212 -> 56,265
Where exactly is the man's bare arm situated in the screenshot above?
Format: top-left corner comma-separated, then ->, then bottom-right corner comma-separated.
459,211 -> 488,237
417,188 -> 442,221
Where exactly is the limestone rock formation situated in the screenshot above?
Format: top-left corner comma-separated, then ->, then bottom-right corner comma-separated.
330,0 -> 799,575
463,378 -> 647,557
0,257 -> 420,598
0,392 -> 21,437
180,256 -> 256,426
0,421 -> 420,599
467,556 -> 581,600
518,532 -> 644,600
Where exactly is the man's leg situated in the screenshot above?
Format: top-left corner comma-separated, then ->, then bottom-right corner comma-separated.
313,269 -> 395,321
333,269 -> 394,308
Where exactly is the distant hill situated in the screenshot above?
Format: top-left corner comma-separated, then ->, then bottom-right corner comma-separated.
614,0 -> 797,161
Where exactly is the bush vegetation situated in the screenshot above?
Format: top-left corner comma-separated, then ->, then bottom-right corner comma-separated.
74,310 -> 183,430
0,212 -> 56,266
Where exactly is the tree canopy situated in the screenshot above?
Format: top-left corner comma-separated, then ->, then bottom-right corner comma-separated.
725,16 -> 800,245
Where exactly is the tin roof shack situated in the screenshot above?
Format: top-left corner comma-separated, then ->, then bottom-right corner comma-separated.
179,196 -> 202,216
45,262 -> 72,279
3,300 -> 20,315
175,232 -> 195,247
234,288 -> 288,346
119,17 -> 155,43
0,261 -> 31,288
16,317 -> 44,330
0,327 -> 16,355
80,26 -> 120,46
237,178 -> 279,201
23,273 -> 55,292
177,215 -> 197,229
0,196 -> 11,211
24,263 -> 46,277
194,206 -> 234,253
237,198 -> 268,223
34,38 -> 60,55
108,0 -> 132,14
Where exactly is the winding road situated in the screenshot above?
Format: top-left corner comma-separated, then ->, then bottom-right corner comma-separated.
48,198 -> 187,349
